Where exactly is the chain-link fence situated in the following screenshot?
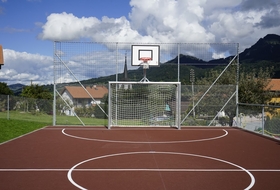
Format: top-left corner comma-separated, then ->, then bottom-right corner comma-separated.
0,94 -> 53,124
53,41 -> 239,127
0,94 -> 109,126
2,94 -> 279,140
236,103 -> 280,140
1,84 -> 237,127
181,85 -> 236,126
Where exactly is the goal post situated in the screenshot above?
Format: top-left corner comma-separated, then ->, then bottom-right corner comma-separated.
108,81 -> 181,129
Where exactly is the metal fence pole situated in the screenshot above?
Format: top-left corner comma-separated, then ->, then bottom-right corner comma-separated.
236,85 -> 239,127
262,105 -> 265,135
7,95 -> 9,120
177,43 -> 180,82
53,42 -> 56,126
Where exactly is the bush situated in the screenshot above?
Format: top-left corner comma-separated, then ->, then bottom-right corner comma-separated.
93,104 -> 108,119
265,116 -> 280,134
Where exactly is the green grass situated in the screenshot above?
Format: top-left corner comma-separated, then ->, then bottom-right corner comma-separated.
0,111 -> 108,126
0,111 -> 53,123
0,118 -> 49,143
0,111 -> 108,143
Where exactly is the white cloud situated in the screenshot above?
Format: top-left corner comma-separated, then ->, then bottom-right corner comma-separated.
39,0 -> 216,43
0,47 -> 131,85
5,0 -> 280,85
38,0 -> 280,52
39,12 -> 100,41
0,49 -> 53,85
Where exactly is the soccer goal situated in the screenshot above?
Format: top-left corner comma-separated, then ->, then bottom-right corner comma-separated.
108,81 -> 181,129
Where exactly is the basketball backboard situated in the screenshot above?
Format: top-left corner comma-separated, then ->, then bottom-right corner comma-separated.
131,45 -> 160,66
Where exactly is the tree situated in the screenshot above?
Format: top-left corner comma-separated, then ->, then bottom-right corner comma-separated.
21,84 -> 52,99
21,84 -> 53,113
238,67 -> 273,104
93,94 -> 108,119
0,82 -> 14,95
0,82 -> 14,111
195,65 -> 273,126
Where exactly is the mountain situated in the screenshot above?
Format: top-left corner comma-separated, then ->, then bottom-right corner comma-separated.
7,34 -> 280,91
240,34 -> 280,63
160,34 -> 280,77
239,34 -> 280,77
165,54 -> 207,65
8,83 -> 25,95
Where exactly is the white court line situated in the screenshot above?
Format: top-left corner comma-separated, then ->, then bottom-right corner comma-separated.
67,151 -> 255,190
45,127 -> 236,130
62,129 -> 228,144
1,168 -> 280,172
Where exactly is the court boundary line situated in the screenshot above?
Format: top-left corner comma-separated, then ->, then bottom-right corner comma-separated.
44,126 -> 238,130
61,129 -> 228,144
1,168 -> 280,172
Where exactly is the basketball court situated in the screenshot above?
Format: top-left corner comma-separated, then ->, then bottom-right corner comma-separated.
1,42 -> 278,189
0,126 -> 280,189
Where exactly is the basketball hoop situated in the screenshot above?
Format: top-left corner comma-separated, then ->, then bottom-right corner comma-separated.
140,57 -> 151,69
140,57 -> 151,63
139,57 -> 151,82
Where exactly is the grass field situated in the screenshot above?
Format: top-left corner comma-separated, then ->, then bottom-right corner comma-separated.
0,118 -> 49,143
0,111 -> 107,125
0,111 -> 108,143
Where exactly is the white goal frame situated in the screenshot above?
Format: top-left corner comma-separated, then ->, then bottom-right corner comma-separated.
108,81 -> 181,129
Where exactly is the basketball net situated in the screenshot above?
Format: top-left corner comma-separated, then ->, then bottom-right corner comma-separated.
140,57 -> 151,82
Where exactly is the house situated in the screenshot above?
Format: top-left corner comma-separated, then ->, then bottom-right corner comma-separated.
267,79 -> 280,103
266,79 -> 280,117
268,79 -> 280,91
61,85 -> 108,116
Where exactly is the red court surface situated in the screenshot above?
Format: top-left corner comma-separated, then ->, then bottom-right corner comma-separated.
0,126 -> 280,190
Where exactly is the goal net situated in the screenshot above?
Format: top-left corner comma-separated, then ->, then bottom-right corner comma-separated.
108,81 -> 181,129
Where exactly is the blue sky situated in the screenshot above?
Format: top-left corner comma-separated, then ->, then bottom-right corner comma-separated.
0,0 -> 131,56
0,0 -> 280,85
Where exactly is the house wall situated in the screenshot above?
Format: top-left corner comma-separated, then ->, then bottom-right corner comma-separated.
267,96 -> 280,118
61,91 -> 74,116
60,91 -> 104,116
61,91 -> 74,105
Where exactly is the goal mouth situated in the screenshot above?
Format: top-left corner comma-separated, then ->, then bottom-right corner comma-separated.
108,81 -> 181,129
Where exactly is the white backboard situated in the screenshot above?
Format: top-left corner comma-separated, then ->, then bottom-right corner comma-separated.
131,45 -> 160,66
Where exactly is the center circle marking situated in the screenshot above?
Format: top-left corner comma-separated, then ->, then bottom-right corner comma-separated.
67,151 -> 255,190
62,129 -> 228,143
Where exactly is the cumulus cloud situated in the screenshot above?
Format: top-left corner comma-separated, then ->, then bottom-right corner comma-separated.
0,49 -> 53,85
239,0 -> 277,11
255,9 -> 280,28
6,0 -> 279,85
1,47 -> 127,85
39,0 -> 280,52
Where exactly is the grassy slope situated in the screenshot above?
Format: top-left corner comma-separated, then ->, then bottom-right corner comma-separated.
0,111 -> 107,143
0,118 -> 49,143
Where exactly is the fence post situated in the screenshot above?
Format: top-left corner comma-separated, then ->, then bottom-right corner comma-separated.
7,95 -> 9,120
236,85 -> 239,127
177,43 -> 180,82
262,105 -> 265,135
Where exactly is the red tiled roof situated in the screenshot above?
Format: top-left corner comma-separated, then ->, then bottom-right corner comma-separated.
64,86 -> 108,99
267,79 -> 280,91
